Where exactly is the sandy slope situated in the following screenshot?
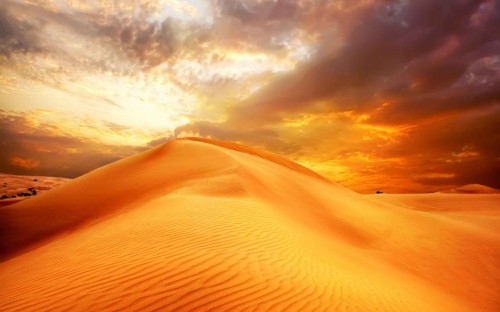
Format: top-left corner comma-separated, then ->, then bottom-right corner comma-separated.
437,184 -> 500,194
0,138 -> 499,311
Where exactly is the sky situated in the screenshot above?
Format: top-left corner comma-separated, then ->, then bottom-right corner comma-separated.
1,0 -> 499,193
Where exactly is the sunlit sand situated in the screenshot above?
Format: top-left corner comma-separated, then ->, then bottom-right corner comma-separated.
1,138 -> 499,311
0,174 -> 69,207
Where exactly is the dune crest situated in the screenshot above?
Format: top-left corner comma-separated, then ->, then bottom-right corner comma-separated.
1,139 -> 499,311
181,137 -> 333,184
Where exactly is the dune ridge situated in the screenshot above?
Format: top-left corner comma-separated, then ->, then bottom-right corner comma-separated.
181,137 -> 333,184
1,138 -> 499,311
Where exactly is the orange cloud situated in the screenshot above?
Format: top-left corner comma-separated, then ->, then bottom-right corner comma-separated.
10,156 -> 40,169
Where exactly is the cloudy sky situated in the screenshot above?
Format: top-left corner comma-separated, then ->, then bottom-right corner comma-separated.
1,0 -> 499,193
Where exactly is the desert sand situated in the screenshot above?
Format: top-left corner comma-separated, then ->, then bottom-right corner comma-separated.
0,138 -> 499,311
437,184 -> 500,194
0,173 -> 69,207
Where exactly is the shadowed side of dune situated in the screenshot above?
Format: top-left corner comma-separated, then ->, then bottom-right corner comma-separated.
0,139 -> 245,258
0,138 -> 342,259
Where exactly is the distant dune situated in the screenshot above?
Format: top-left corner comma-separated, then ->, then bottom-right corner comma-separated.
437,183 -> 500,194
1,138 -> 499,311
0,173 -> 69,207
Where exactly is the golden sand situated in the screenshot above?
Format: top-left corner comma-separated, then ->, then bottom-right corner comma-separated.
1,139 -> 499,311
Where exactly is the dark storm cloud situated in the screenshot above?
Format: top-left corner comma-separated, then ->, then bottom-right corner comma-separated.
0,113 -> 145,178
228,0 -> 500,125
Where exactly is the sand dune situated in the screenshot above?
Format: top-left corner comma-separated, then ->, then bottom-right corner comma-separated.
1,138 -> 499,311
438,184 -> 500,194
